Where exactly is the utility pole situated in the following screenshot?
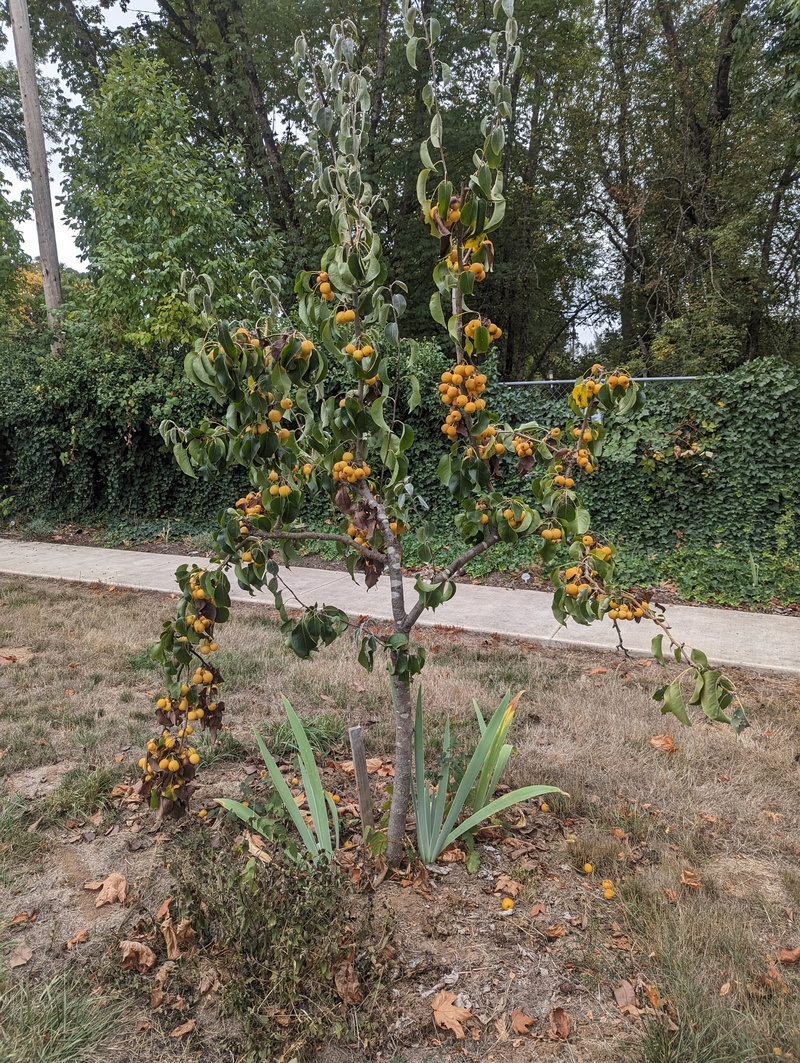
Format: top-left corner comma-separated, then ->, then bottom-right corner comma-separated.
8,0 -> 63,328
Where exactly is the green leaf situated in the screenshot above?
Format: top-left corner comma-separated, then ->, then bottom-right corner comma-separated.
651,634 -> 666,666
429,291 -> 446,326
173,443 -> 196,479
473,325 -> 490,354
661,680 -> 691,726
406,37 -> 419,69
690,648 -> 709,669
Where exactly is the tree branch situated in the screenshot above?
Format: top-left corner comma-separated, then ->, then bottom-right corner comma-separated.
403,532 -> 499,631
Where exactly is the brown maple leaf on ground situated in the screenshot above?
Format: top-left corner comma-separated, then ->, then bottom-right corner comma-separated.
511,1008 -> 536,1034
431,990 -> 472,1040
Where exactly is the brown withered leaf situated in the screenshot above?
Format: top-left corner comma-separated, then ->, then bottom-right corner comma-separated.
645,984 -> 662,1009
9,943 -> 33,968
609,827 -> 628,840
510,1008 -> 536,1034
333,961 -> 363,1006
719,981 -> 731,997
65,929 -> 88,949
613,980 -> 636,1009
662,887 -> 678,904
778,945 -> 800,964
84,872 -> 128,907
119,940 -> 157,973
494,874 -> 522,898
759,963 -> 789,994
530,903 -> 546,918
680,868 -> 702,890
439,846 -> 465,863
197,968 -> 222,997
545,923 -> 568,939
170,1019 -> 196,1039
431,991 -> 472,1040
650,734 -> 677,754
548,1006 -> 571,1041
588,666 -> 607,675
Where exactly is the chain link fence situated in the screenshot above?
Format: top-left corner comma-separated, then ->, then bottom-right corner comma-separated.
493,376 -> 698,424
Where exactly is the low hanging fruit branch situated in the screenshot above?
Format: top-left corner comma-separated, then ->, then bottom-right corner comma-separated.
136,7 -> 746,851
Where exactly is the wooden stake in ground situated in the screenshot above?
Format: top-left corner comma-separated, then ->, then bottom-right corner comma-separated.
347,725 -> 374,833
8,0 -> 62,327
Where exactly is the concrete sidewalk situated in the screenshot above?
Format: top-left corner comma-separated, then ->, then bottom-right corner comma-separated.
0,539 -> 797,676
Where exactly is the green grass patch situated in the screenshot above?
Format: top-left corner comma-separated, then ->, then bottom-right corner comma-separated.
266,711 -> 345,757
42,765 -> 125,824
0,970 -> 123,1063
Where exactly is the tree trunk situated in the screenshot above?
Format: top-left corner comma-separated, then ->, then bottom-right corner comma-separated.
386,668 -> 414,865
220,0 -> 300,231
9,0 -> 62,329
747,161 -> 799,359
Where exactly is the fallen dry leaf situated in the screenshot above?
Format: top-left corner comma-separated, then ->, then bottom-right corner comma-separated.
650,733 -> 677,754
719,981 -> 731,997
9,943 -> 33,968
11,911 -> 33,924
197,968 -> 222,997
545,923 -> 567,939
66,929 -> 88,949
510,1008 -> 536,1034
662,887 -> 678,904
431,990 -> 472,1040
84,872 -> 128,907
494,874 -> 522,897
548,1006 -> 570,1041
609,827 -> 628,840
759,963 -> 789,994
778,946 -> 800,964
65,688 -> 75,696
613,980 -> 636,1009
119,940 -> 157,973
170,1019 -> 196,1039
588,666 -> 607,675
530,903 -> 546,917
680,868 -> 703,890
333,960 -> 363,1006
160,908 -> 196,962
134,1020 -> 151,1033
438,846 -> 465,863
645,984 -> 662,1009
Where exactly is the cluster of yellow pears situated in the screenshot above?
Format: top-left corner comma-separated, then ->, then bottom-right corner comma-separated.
333,451 -> 371,484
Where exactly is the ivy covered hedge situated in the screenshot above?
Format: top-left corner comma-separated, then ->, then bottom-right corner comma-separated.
1,327 -> 797,608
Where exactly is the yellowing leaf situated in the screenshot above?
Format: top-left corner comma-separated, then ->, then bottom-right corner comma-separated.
431,990 -> 472,1040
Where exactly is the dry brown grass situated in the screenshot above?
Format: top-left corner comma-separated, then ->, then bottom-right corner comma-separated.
1,575 -> 799,1061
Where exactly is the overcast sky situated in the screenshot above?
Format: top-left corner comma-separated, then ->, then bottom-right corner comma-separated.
1,2 -> 160,271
